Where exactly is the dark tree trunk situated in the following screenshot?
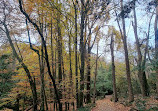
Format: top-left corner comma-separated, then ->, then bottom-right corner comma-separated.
110,32 -> 118,102
155,4 -> 158,97
51,17 -> 56,79
26,18 -> 48,111
93,43 -> 98,103
132,2 -> 149,97
57,15 -> 63,83
86,36 -> 91,104
68,32 -> 73,102
121,0 -> 134,102
73,1 -> 79,108
16,94 -> 20,111
57,8 -> 63,109
69,34 -> 72,84
55,47 -> 57,79
142,10 -> 154,97
40,45 -> 48,111
79,0 -> 86,107
3,21 -> 38,111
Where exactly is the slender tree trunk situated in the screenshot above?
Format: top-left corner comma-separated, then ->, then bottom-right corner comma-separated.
16,94 -> 20,111
57,9 -> 63,109
86,36 -> 91,104
40,61 -> 45,111
121,0 -> 134,102
132,2 -> 149,97
38,17 -> 45,111
93,43 -> 98,103
51,17 -> 55,79
110,32 -> 118,102
55,47 -> 57,79
80,0 -> 86,107
40,45 -> 48,111
3,21 -> 38,111
69,33 -> 73,96
57,14 -> 62,83
155,4 -> 158,97
73,1 -> 79,108
43,16 -> 48,111
26,18 -> 48,111
142,11 -> 154,97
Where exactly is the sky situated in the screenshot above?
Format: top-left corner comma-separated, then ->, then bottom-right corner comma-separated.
91,0 -> 155,63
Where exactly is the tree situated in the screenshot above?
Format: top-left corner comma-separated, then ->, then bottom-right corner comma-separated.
120,0 -> 134,102
93,40 -> 99,103
79,0 -> 87,107
132,1 -> 149,97
110,31 -> 118,102
154,0 -> 158,97
72,0 -> 79,108
26,18 -> 48,111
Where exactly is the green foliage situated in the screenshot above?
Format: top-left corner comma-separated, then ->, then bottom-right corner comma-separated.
150,57 -> 158,70
91,66 -> 113,97
117,76 -> 128,98
148,72 -> 157,94
77,103 -> 95,111
135,99 -> 147,111
78,106 -> 90,111
117,76 -> 141,98
0,54 -> 10,69
146,60 -> 157,94
131,99 -> 158,111
132,79 -> 141,94
0,54 -> 16,97
147,106 -> 158,111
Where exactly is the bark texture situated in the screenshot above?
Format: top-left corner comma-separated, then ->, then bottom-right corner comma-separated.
121,0 -> 134,102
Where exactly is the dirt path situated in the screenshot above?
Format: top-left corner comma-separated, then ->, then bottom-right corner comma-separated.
92,96 -> 130,111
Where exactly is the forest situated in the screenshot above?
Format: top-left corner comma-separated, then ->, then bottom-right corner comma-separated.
0,0 -> 158,111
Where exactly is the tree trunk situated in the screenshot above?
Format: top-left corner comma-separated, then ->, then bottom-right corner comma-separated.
51,17 -> 56,79
93,43 -> 98,103
40,46 -> 45,111
121,0 -> 134,102
26,18 -> 48,110
57,7 -> 63,109
110,32 -> 118,102
57,14 -> 62,83
40,46 -> 48,111
132,2 -> 149,97
73,1 -> 79,108
155,4 -> 158,97
79,0 -> 86,107
16,94 -> 20,111
3,21 -> 38,111
69,32 -> 73,95
86,36 -> 91,104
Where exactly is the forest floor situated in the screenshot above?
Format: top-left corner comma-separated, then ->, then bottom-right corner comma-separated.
2,95 -> 158,111
91,95 -> 130,111
91,95 -> 158,111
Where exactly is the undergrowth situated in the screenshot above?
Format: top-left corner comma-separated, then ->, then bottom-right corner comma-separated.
77,103 -> 96,111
